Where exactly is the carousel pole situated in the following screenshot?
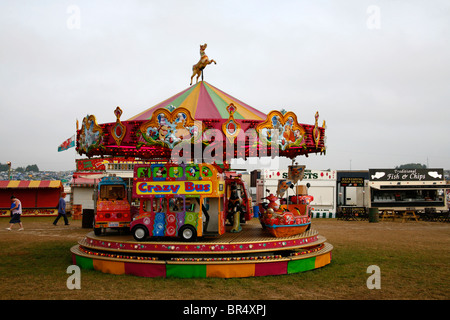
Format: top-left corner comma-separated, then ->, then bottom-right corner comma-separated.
292,159 -> 298,202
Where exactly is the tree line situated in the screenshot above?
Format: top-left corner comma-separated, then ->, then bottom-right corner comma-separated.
0,163 -> 40,172
394,163 -> 427,169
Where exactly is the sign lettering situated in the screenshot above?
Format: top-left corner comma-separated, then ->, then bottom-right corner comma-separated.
136,181 -> 212,195
339,177 -> 364,187
369,169 -> 444,181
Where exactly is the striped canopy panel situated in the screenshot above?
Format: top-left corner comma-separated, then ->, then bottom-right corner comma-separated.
0,180 -> 62,189
128,81 -> 266,121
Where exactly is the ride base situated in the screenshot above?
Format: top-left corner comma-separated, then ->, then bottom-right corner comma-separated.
71,219 -> 333,278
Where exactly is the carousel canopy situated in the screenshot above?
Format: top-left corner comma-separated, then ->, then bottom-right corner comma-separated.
128,81 -> 266,122
76,81 -> 326,162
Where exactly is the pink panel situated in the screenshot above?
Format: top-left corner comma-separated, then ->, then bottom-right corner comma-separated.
196,82 -> 222,120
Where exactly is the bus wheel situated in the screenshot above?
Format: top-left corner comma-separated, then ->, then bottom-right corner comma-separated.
94,227 -> 102,236
179,225 -> 197,242
132,225 -> 148,241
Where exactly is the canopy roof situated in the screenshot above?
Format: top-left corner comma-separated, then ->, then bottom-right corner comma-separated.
76,81 -> 326,161
128,81 -> 266,122
0,180 -> 62,189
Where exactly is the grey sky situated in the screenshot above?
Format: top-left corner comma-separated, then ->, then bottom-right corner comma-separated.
0,0 -> 449,172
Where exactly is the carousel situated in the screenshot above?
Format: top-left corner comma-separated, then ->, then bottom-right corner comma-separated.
70,44 -> 333,278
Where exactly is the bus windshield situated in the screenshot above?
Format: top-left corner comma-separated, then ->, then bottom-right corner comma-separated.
100,185 -> 126,201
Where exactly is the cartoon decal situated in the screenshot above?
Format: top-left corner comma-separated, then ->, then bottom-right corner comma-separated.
77,114 -> 103,154
256,110 -> 306,151
137,107 -> 202,150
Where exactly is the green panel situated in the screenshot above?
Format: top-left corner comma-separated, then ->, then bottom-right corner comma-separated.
185,164 -> 200,180
169,166 -> 184,178
203,83 -> 244,119
169,84 -> 198,108
287,257 -> 316,274
200,166 -> 213,178
184,211 -> 198,226
166,264 -> 207,278
75,255 -> 94,270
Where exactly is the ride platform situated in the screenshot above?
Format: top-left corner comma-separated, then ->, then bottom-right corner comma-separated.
71,219 -> 333,278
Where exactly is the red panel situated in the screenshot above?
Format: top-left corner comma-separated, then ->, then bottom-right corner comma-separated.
254,261 -> 288,277
9,189 -> 37,208
17,181 -> 30,188
0,190 -> 13,208
0,181 -> 9,188
39,181 -> 51,188
36,188 -> 59,208
124,262 -> 166,278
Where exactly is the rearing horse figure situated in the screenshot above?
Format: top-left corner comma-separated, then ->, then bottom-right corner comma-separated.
190,43 -> 216,85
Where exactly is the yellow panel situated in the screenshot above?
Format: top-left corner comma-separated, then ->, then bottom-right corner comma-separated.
93,259 -> 125,275
28,181 -> 41,188
178,82 -> 201,115
49,181 -> 62,188
207,263 -> 255,278
315,252 -> 331,269
7,181 -> 20,188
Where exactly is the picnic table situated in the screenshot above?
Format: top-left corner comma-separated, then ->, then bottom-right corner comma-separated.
380,208 -> 418,223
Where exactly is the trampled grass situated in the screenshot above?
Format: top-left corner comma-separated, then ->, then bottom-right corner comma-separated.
0,217 -> 449,300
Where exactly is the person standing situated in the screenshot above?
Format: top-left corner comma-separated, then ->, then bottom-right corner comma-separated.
6,196 -> 24,231
53,192 -> 69,226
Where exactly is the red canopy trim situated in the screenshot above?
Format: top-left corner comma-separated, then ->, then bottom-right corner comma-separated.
0,180 -> 63,189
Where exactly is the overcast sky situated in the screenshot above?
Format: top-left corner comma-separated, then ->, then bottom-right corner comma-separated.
0,0 -> 449,172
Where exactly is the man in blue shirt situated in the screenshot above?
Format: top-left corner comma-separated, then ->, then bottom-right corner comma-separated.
53,192 -> 69,226
6,196 -> 24,231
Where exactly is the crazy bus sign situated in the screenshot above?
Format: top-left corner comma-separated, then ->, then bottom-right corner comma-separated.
130,163 -> 226,241
136,180 -> 212,195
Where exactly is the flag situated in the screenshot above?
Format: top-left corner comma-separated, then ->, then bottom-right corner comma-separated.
58,135 -> 75,152
288,165 -> 306,184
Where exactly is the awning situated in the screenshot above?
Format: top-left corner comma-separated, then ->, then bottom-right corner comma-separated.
71,172 -> 105,187
379,185 -> 450,190
370,184 -> 450,190
0,180 -> 62,189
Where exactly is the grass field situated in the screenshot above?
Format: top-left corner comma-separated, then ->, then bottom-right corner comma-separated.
0,217 -> 449,300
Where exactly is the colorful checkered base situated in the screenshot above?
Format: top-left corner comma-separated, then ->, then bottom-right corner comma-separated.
71,223 -> 333,278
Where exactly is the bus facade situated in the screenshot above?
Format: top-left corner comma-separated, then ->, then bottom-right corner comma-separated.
130,163 -> 226,241
94,176 -> 132,235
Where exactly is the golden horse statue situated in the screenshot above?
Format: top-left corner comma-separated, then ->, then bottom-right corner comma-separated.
190,44 -> 216,85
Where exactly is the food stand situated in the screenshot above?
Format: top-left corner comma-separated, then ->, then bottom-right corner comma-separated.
369,168 -> 449,221
0,180 -> 63,217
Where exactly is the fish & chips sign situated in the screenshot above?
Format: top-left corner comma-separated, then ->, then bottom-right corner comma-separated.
369,169 -> 444,182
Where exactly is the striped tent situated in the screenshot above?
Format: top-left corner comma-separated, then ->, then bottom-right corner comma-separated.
0,180 -> 62,189
0,180 -> 63,216
128,81 -> 266,121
